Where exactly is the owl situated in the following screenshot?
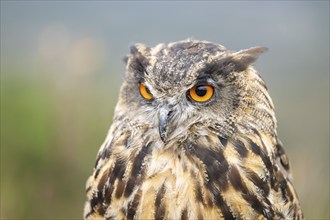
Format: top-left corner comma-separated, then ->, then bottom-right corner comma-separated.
84,39 -> 303,219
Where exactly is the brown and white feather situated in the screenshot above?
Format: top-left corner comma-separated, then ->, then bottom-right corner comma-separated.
84,39 -> 303,220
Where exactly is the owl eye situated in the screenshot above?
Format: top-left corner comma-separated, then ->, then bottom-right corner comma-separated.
188,84 -> 214,103
139,83 -> 153,100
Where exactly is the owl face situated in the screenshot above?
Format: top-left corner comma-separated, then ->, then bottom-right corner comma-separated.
116,40 -> 272,145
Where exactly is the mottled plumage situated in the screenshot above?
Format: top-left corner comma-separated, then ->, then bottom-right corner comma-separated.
84,39 -> 303,219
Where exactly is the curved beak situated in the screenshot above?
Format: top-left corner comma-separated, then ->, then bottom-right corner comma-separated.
158,106 -> 174,143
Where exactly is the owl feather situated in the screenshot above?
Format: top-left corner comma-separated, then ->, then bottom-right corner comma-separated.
84,39 -> 303,220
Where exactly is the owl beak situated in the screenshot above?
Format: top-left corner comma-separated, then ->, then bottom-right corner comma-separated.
158,106 -> 173,143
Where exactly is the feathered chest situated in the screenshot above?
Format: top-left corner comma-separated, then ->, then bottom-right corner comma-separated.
84,128 -> 301,220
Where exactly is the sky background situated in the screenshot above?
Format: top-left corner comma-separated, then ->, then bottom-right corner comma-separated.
1,1 -> 329,219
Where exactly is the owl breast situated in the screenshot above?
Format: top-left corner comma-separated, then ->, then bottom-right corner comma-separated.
85,124 -> 300,219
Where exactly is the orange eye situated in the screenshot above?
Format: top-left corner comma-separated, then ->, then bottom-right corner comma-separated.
139,83 -> 153,100
188,84 -> 214,102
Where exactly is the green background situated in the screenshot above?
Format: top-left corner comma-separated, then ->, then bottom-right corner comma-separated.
1,1 -> 329,219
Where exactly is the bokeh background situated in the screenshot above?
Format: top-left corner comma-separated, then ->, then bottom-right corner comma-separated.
1,1 -> 329,219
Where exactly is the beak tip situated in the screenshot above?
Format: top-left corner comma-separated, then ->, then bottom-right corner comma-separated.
159,130 -> 167,143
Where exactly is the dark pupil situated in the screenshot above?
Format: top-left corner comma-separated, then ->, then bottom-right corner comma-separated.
195,85 -> 207,96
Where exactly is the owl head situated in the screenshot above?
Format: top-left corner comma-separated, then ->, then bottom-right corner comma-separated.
114,39 -> 275,146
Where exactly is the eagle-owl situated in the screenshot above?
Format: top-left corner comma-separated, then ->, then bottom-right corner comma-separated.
84,39 -> 303,219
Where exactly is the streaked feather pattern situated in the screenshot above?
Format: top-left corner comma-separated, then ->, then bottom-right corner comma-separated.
84,39 -> 303,219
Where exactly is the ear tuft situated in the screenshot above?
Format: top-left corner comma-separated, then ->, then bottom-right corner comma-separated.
130,43 -> 149,55
231,47 -> 268,71
126,43 -> 150,77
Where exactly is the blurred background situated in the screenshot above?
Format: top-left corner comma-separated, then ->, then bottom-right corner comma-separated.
1,1 -> 329,219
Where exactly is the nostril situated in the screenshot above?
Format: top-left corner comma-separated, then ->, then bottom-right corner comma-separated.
167,104 -> 174,116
